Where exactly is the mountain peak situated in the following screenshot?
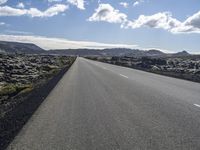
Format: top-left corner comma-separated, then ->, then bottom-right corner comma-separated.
174,50 -> 190,56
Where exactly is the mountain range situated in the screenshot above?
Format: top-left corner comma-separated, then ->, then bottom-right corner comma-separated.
0,41 -> 192,57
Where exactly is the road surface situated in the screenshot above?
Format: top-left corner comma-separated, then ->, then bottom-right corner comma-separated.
8,57 -> 200,150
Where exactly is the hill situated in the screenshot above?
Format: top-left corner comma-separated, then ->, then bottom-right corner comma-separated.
0,41 -> 45,54
173,50 -> 190,56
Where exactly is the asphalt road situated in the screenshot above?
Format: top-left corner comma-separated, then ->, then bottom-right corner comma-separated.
7,57 -> 200,150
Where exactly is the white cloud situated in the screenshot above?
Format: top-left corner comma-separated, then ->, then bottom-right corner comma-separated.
67,0 -> 85,10
0,6 -> 26,16
175,11 -> 200,33
42,4 -> 68,17
133,1 -> 139,6
119,2 -> 128,8
127,12 -> 181,30
48,0 -> 63,2
133,0 -> 143,6
185,11 -> 200,28
89,5 -> 200,34
88,3 -> 127,25
4,30 -> 33,35
0,0 -> 7,5
0,4 -> 68,17
0,22 -> 6,26
0,34 -> 138,50
0,22 -> 9,27
126,11 -> 200,34
16,2 -> 25,9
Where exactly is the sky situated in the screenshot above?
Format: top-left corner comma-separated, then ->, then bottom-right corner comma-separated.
0,0 -> 200,53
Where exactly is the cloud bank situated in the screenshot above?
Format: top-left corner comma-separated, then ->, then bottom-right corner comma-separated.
0,4 -> 68,17
0,34 -> 137,50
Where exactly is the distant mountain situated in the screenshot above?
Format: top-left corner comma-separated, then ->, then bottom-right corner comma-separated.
0,41 -> 45,54
123,49 -> 166,57
0,41 -> 195,58
48,48 -> 165,57
48,48 -> 138,56
0,41 -> 166,57
173,50 -> 190,56
100,48 -> 138,56
146,49 -> 165,56
48,49 -> 102,56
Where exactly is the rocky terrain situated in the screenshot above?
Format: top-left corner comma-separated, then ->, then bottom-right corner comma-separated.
0,54 -> 76,149
0,54 -> 75,116
86,55 -> 200,83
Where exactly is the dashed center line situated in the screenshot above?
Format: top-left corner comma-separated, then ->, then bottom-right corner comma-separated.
194,104 -> 200,108
119,74 -> 129,78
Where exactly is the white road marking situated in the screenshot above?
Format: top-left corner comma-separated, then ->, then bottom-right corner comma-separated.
119,74 -> 128,78
194,104 -> 200,108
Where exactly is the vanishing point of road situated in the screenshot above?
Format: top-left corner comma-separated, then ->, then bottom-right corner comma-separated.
8,58 -> 200,150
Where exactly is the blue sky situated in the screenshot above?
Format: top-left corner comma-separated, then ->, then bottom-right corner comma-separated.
0,0 -> 200,53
